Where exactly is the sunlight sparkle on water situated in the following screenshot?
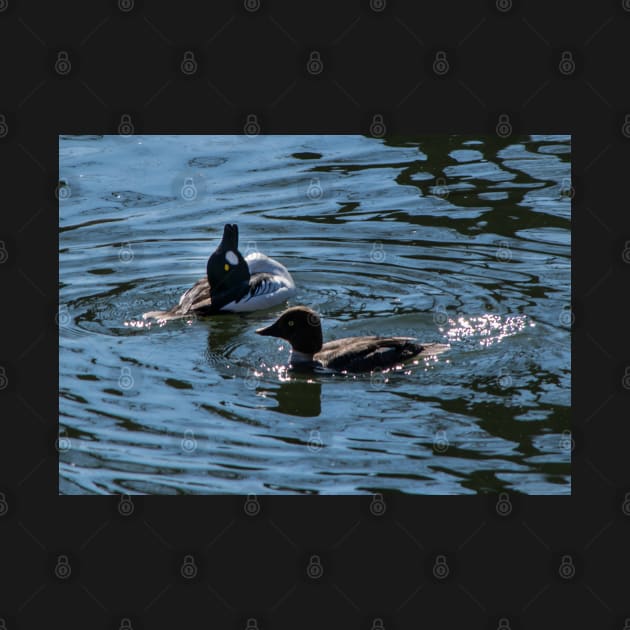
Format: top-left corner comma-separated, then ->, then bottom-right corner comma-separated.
443,313 -> 529,348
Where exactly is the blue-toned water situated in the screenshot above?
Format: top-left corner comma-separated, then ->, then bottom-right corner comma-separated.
59,134 -> 571,495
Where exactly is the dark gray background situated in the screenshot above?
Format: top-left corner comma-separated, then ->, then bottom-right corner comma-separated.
1,0 -> 629,628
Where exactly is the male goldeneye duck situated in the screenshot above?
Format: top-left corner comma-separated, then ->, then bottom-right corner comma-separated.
143,223 -> 296,320
256,305 -> 448,373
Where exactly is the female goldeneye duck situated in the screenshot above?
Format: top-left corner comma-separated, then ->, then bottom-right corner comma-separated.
143,223 -> 296,320
256,305 -> 448,373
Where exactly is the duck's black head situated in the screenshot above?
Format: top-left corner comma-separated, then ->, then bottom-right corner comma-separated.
256,306 -> 323,354
206,224 -> 250,300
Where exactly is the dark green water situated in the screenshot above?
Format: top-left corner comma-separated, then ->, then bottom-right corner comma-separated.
59,134 -> 571,494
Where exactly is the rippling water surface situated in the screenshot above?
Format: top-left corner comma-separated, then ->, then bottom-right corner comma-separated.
59,134 -> 571,495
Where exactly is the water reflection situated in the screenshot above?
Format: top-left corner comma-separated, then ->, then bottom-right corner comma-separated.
59,134 -> 570,495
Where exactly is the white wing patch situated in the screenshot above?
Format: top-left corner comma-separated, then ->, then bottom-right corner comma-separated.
248,277 -> 284,298
222,273 -> 296,312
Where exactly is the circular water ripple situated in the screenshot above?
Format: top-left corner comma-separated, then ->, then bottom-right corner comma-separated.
59,134 -> 571,495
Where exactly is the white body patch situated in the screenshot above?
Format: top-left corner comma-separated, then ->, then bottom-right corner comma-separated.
221,252 -> 296,313
225,250 -> 239,265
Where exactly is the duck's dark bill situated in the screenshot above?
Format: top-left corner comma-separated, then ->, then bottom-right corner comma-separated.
255,324 -> 276,336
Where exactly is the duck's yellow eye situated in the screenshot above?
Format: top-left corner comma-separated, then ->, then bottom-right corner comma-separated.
288,320 -> 294,327
224,263 -> 230,271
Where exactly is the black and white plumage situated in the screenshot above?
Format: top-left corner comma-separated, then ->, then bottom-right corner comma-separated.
256,305 -> 449,373
142,224 -> 296,321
